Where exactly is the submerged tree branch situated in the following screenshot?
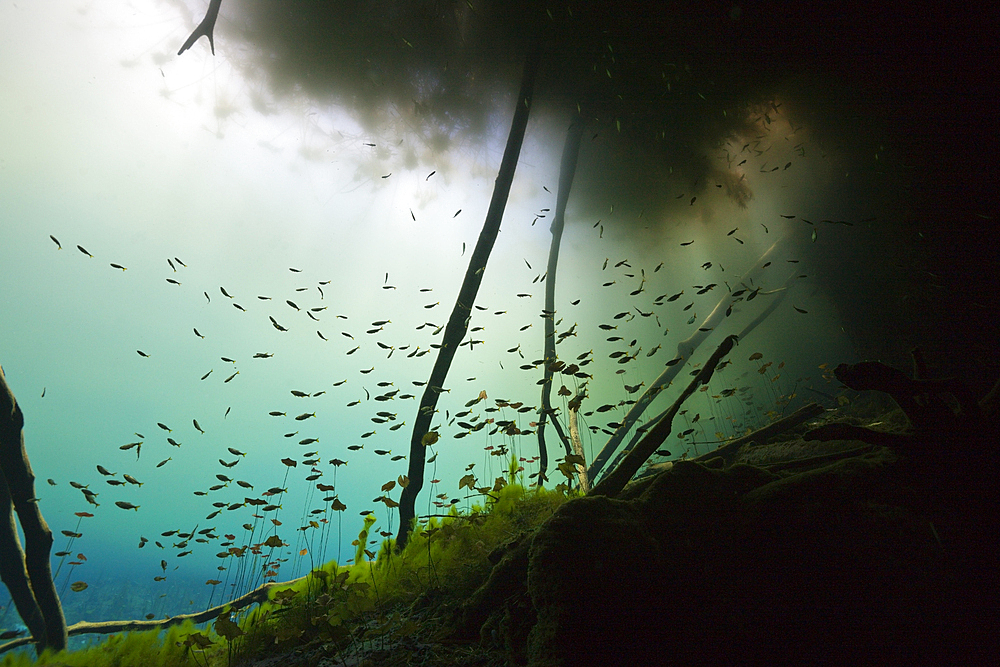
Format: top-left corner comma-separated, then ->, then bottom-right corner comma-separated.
586,237 -> 795,484
0,574 -> 310,654
177,0 -> 223,56
394,42 -> 542,553
589,335 -> 738,499
536,116 -> 586,483
0,366 -> 66,655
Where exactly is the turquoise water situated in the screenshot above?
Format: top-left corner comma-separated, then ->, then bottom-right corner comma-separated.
1,0 -> 904,647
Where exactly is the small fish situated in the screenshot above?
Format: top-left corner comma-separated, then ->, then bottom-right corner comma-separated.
193,328 -> 204,339
110,263 -> 127,271
97,465 -> 115,476
224,407 -> 231,418
680,240 -> 694,246
77,245 -> 93,258
454,209 -> 461,217
193,419 -> 204,434
224,371 -> 239,383
167,437 -> 181,447
295,412 -> 316,421
793,306 -> 808,314
124,474 -> 143,487
426,171 -> 435,180
115,501 -> 140,511
166,278 -> 181,285
220,287 -> 233,298
156,457 -> 171,468
201,370 -> 213,381
49,235 -> 62,249
137,350 -> 150,357
204,291 -> 210,303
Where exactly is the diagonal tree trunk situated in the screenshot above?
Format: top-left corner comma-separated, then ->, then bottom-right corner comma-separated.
0,366 -> 67,655
394,43 -> 542,553
586,236 -> 795,484
535,116 -> 585,486
589,334 -> 738,498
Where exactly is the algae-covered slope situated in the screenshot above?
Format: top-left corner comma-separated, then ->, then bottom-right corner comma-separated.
4,428 -> 997,667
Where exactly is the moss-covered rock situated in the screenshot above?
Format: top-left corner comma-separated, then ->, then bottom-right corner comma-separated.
518,452 -> 997,666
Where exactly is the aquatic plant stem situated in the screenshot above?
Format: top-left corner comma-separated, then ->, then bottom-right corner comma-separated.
567,390 -> 590,492
394,42 -> 542,553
